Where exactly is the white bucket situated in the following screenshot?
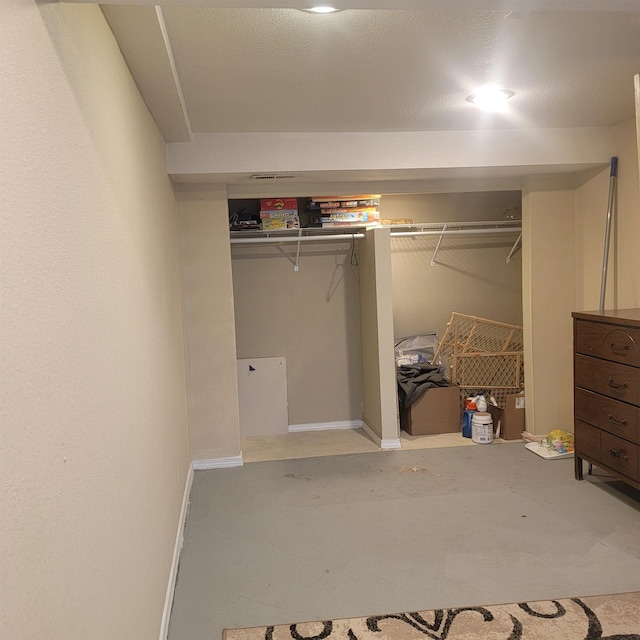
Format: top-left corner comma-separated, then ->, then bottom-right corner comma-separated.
472,412 -> 494,444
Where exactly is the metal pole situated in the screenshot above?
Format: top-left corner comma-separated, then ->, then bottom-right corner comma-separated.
506,231 -> 522,264
599,157 -> 618,312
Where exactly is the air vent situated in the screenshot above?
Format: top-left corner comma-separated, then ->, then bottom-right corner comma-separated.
250,174 -> 299,180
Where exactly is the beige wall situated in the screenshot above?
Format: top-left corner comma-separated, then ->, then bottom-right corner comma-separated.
1,3 -> 636,636
178,189 -> 242,460
0,2 -> 190,638
575,118 -> 640,311
521,179 -> 577,434
232,237 -> 363,426
359,228 -> 399,443
636,74 -> 640,187
523,116 -> 639,435
385,191 -> 523,342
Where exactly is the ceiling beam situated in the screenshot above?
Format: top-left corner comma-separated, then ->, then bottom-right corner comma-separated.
101,5 -> 192,142
167,127 -> 614,185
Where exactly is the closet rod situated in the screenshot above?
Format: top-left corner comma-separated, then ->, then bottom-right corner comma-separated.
390,227 -> 521,238
230,221 -> 521,245
231,233 -> 366,245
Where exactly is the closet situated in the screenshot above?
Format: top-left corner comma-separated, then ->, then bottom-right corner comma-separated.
230,190 -> 523,446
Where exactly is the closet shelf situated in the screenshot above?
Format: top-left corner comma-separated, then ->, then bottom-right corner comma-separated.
230,219 -> 522,245
230,228 -> 366,244
390,220 -> 523,266
389,219 -> 521,237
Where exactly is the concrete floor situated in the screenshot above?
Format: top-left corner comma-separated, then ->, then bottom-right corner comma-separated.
168,439 -> 640,640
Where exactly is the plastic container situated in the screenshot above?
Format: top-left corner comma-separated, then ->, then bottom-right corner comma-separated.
475,393 -> 487,412
461,401 -> 477,438
471,412 -> 494,444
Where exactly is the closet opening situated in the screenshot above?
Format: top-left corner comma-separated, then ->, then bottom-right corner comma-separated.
229,191 -> 523,462
387,191 -> 523,446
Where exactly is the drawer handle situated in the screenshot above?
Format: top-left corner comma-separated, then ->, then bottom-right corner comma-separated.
610,342 -> 630,354
608,449 -> 629,461
607,377 -> 628,390
607,414 -> 628,427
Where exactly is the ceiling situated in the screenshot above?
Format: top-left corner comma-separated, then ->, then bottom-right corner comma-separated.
94,0 -> 640,193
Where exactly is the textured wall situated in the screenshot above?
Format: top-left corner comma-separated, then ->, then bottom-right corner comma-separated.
232,239 -> 363,427
359,228 -> 399,443
177,190 -> 242,460
521,117 -> 640,437
610,119 -> 640,308
575,118 -> 640,311
521,181 -> 577,435
0,2 -> 190,638
385,191 -> 523,342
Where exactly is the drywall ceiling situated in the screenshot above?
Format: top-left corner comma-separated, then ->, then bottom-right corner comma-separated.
93,0 -> 640,192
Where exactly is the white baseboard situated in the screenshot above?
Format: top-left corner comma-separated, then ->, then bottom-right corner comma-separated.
288,420 -> 362,433
159,453 -> 244,638
159,462 -> 194,640
191,454 -> 244,470
362,421 -> 402,450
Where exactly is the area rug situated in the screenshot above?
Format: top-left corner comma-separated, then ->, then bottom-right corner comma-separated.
222,591 -> 640,639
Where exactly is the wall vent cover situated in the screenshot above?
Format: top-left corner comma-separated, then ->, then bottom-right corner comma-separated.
250,174 -> 299,180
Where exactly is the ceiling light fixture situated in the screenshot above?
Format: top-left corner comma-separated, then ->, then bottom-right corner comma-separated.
303,6 -> 340,13
467,86 -> 515,110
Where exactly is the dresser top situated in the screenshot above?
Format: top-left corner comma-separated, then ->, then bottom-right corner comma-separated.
572,308 -> 640,328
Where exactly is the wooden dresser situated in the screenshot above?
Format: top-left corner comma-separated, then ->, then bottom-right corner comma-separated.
573,309 -> 640,490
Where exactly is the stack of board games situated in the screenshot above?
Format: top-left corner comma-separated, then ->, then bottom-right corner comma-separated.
260,198 -> 300,230
307,195 -> 381,227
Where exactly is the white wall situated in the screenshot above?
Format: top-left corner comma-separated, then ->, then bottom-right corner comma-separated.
0,2 -> 190,638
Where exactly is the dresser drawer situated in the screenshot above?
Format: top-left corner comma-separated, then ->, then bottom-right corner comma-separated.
574,388 -> 640,443
575,319 -> 640,366
575,354 -> 640,405
575,420 -> 640,482
601,432 -> 640,482
574,420 -> 601,460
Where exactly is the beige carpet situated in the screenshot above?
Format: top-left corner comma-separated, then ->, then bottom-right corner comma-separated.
223,591 -> 640,639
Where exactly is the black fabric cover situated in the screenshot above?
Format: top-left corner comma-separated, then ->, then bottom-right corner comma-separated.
396,363 -> 448,409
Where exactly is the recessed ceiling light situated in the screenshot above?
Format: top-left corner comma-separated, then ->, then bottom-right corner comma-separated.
303,6 -> 341,13
467,86 -> 515,110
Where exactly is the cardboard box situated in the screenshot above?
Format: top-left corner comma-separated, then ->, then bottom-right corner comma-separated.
319,198 -> 380,209
400,383 -> 461,436
321,209 -> 380,222
260,198 -> 298,212
259,209 -> 299,219
260,218 -> 287,230
487,392 -> 526,440
260,210 -> 300,229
